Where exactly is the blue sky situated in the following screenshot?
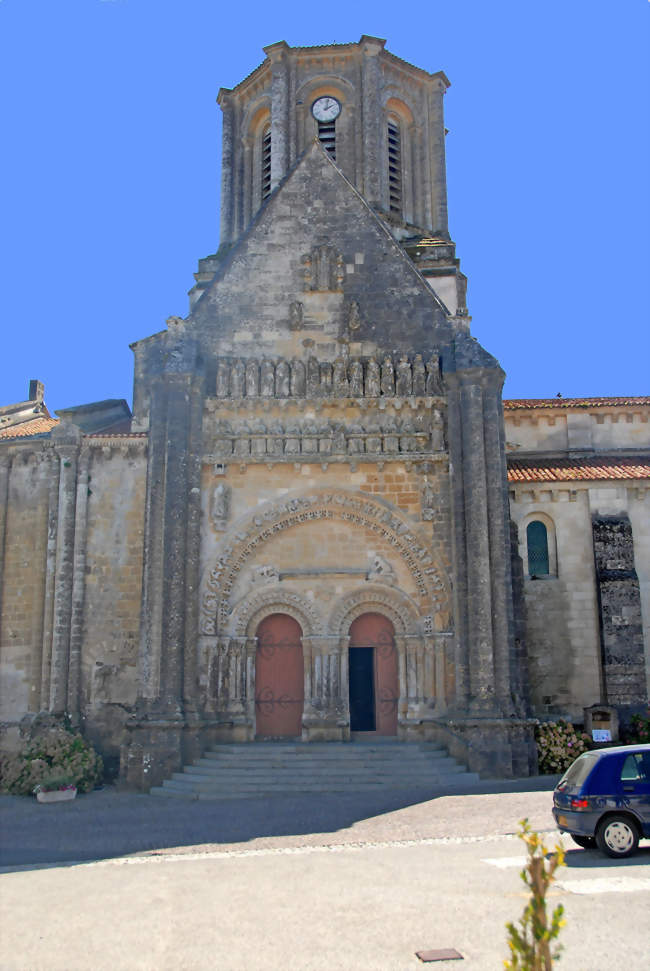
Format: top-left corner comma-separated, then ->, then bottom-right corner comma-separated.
1,0 -> 648,412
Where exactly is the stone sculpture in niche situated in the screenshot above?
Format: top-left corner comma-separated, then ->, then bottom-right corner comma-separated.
211,482 -> 231,530
366,358 -> 380,397
381,356 -> 395,396
233,424 -> 250,456
365,415 -> 382,453
276,359 -> 290,397
267,420 -> 284,455
426,353 -> 444,395
230,359 -> 245,398
246,359 -> 259,397
303,421 -> 319,453
349,359 -> 363,397
368,554 -> 396,586
383,415 -> 399,452
307,357 -> 320,396
249,418 -> 267,455
284,421 -> 300,454
214,420 -> 233,455
396,355 -> 412,396
216,360 -> 230,398
260,360 -> 275,397
289,301 -> 304,331
333,358 -> 349,395
319,362 -> 333,394
302,244 -> 343,292
291,360 -> 306,397
347,421 -> 365,454
412,354 -> 426,396
421,480 -> 435,521
400,417 -> 416,452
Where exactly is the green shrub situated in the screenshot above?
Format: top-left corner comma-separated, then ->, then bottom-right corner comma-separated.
0,726 -> 103,796
535,720 -> 591,774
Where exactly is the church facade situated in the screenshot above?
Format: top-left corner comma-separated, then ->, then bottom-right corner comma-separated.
1,38 -> 648,789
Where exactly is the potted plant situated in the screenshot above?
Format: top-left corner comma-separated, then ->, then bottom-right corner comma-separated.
33,773 -> 77,803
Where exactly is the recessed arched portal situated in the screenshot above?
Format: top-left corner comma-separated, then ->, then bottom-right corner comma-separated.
348,612 -> 398,736
255,613 -> 304,738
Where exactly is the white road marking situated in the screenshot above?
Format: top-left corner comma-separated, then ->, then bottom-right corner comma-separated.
482,856 -> 528,869
555,877 -> 650,895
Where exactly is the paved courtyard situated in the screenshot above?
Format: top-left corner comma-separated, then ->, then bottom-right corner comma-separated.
1,778 -> 649,970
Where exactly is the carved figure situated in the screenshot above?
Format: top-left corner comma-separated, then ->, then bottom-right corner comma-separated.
426,353 -> 444,395
349,359 -> 363,397
211,482 -> 231,528
284,421 -> 301,454
365,358 -> 380,397
421,480 -> 435,521
381,356 -> 395,396
347,421 -> 365,454
412,354 -> 426,395
431,409 -> 445,450
319,362 -> 333,395
249,418 -> 267,455
399,417 -> 416,452
382,415 -> 399,452
214,419 -> 233,456
260,360 -> 275,397
246,359 -> 259,397
233,424 -> 250,456
331,422 -> 346,453
306,357 -> 320,396
275,359 -> 290,397
230,359 -> 245,398
216,360 -> 230,398
368,554 -> 396,586
290,359 -> 306,397
364,416 -> 382,453
267,420 -> 284,455
249,564 -> 279,585
333,358 -> 349,395
289,301 -> 304,331
303,421 -> 319,453
396,355 -> 412,396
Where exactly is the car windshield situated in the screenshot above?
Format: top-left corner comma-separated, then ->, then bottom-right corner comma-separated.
557,752 -> 599,789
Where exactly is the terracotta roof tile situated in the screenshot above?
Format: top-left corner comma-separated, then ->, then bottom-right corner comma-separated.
0,416 -> 59,440
508,456 -> 650,483
504,396 -> 650,410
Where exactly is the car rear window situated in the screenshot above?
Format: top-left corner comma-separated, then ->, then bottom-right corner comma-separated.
558,752 -> 599,788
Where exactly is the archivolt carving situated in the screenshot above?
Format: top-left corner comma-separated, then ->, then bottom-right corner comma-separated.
201,490 -> 450,636
230,588 -> 323,638
328,585 -> 423,637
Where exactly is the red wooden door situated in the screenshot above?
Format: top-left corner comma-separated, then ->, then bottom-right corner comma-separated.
255,614 -> 304,737
349,613 -> 398,736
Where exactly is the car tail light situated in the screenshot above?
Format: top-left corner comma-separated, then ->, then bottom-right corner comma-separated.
570,797 -> 589,810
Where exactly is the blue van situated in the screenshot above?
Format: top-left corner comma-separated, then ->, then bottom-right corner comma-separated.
552,744 -> 650,857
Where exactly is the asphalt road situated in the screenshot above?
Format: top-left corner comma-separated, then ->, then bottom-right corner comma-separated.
1,779 -> 649,970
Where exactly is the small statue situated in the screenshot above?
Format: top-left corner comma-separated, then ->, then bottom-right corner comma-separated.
333,357 -> 349,395
381,356 -> 395,396
431,409 -> 445,451
260,360 -> 275,397
396,355 -> 412,396
349,359 -> 363,397
211,482 -> 231,528
245,359 -> 259,397
348,300 -> 361,332
275,359 -> 290,397
249,418 -> 267,455
306,357 -> 320,397
365,357 -> 380,397
290,359 -> 306,397
216,360 -> 230,398
412,354 -> 426,396
289,301 -> 304,331
426,353 -> 444,395
230,359 -> 245,398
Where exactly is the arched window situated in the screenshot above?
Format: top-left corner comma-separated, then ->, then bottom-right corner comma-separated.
317,118 -> 336,160
261,124 -> 272,200
387,117 -> 402,216
527,521 -> 550,576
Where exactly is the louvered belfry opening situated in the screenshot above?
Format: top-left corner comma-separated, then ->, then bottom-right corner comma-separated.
387,119 -> 402,215
318,118 -> 336,160
261,125 -> 272,199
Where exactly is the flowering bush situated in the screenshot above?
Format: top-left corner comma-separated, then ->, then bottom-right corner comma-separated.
623,713 -> 650,745
0,726 -> 103,796
535,720 -> 591,774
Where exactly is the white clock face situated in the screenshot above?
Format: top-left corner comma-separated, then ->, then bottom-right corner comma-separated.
312,96 -> 341,122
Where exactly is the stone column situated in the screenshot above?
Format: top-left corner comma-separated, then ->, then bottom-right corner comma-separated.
49,423 -> 82,714
360,36 -> 384,208
428,77 -> 449,236
217,88 -> 235,246
0,453 -> 11,645
40,448 -> 59,709
265,41 -> 290,189
445,380 -> 470,709
242,139 -> 253,229
67,446 -> 91,719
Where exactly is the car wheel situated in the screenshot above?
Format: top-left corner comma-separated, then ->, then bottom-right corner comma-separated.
596,815 -> 639,858
570,834 -> 596,849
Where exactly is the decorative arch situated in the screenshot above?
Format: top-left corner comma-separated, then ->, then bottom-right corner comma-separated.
230,587 -> 323,638
201,489 -> 451,637
329,584 -> 423,638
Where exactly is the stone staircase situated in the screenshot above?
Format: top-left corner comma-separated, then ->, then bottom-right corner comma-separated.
149,741 -> 479,800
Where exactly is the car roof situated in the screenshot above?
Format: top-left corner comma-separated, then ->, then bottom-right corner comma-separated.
588,743 -> 650,757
